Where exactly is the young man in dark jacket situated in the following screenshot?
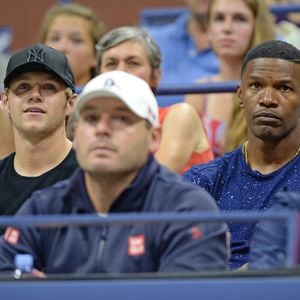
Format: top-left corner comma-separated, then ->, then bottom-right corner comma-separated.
0,70 -> 228,275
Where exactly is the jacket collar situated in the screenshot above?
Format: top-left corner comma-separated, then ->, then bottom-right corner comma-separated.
62,155 -> 159,213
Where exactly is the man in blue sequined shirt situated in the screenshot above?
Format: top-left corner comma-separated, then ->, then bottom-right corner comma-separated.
183,40 -> 300,270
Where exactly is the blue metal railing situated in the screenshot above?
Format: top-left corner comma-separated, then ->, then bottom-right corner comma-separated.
75,81 -> 240,97
140,4 -> 300,27
0,211 -> 298,267
156,80 -> 240,96
0,211 -> 300,299
0,211 -> 292,227
270,3 -> 300,15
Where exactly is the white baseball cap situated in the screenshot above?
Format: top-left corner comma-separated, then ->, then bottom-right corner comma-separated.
76,70 -> 159,127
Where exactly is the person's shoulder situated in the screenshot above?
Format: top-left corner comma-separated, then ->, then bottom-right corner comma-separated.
0,152 -> 14,163
155,160 -> 214,190
33,177 -> 70,199
163,103 -> 199,126
168,102 -> 197,114
62,148 -> 78,165
54,148 -> 78,173
0,152 -> 15,170
18,177 -> 72,215
182,148 -> 242,183
153,162 -> 199,190
271,191 -> 300,211
184,149 -> 239,174
154,165 -> 219,211
182,157 -> 220,190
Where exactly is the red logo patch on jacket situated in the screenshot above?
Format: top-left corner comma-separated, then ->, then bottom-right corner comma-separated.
4,227 -> 20,245
128,235 -> 145,256
190,226 -> 203,240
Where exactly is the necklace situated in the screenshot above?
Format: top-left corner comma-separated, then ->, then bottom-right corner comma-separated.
242,141 -> 249,165
242,141 -> 300,166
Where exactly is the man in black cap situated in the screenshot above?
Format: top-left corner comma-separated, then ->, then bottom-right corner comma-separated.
0,44 -> 78,223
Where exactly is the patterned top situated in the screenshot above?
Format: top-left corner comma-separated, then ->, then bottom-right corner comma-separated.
183,146 -> 300,269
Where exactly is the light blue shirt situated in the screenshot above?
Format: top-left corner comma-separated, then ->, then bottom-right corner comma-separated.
146,12 -> 219,106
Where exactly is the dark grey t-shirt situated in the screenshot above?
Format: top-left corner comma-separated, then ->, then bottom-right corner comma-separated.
0,149 -> 78,217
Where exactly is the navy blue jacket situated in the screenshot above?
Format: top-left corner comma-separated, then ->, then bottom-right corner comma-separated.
249,191 -> 300,269
0,157 -> 228,274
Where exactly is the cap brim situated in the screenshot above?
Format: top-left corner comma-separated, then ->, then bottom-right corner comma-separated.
76,89 -> 149,122
77,90 -> 124,111
4,62 -> 67,89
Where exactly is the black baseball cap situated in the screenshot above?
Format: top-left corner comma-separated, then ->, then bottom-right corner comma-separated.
4,43 -> 75,92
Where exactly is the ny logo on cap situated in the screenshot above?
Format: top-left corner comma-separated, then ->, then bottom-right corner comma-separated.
26,48 -> 45,63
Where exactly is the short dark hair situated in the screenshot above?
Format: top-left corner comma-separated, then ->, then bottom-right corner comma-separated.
241,40 -> 300,75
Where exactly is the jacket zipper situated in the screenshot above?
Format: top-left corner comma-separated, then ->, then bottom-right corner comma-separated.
97,226 -> 108,263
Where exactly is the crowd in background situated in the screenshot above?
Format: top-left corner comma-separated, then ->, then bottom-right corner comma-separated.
0,0 -> 299,275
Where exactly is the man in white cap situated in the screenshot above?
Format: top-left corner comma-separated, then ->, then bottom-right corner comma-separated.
0,70 -> 228,275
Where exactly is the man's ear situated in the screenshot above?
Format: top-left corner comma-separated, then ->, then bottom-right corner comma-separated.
72,122 -> 78,151
149,126 -> 161,154
150,68 -> 161,90
237,86 -> 244,108
1,91 -> 10,114
66,93 -> 77,116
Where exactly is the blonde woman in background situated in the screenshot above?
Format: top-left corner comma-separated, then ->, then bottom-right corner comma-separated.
39,2 -> 105,140
40,2 -> 105,92
0,3 -> 106,154
186,0 -> 276,156
40,3 -> 105,140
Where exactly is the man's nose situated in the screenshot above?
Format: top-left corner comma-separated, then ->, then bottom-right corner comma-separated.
95,114 -> 112,135
259,88 -> 278,107
28,85 -> 43,101
115,62 -> 129,73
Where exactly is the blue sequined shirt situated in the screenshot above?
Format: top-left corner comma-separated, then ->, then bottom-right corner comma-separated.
183,146 -> 300,269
